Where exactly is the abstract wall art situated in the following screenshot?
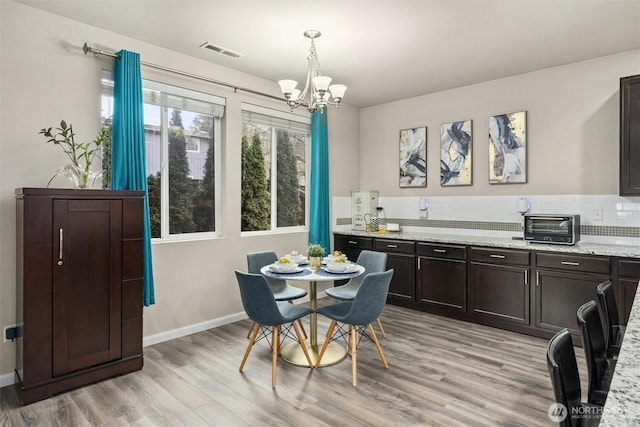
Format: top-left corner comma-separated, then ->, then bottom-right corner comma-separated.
440,120 -> 472,186
488,111 -> 527,184
399,127 -> 426,187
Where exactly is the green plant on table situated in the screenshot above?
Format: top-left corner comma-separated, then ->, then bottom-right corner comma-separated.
39,120 -> 107,188
307,244 -> 325,258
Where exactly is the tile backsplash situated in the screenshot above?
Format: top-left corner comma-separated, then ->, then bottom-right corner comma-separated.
333,194 -> 640,245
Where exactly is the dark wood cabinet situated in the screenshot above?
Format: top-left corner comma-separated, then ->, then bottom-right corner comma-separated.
16,188 -> 144,404
333,232 -> 637,341
468,247 -> 531,325
617,259 -> 640,325
620,74 -> 640,196
534,252 -> 611,339
417,243 -> 466,313
374,239 -> 415,302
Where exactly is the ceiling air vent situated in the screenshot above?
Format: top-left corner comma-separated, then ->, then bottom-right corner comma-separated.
199,42 -> 243,58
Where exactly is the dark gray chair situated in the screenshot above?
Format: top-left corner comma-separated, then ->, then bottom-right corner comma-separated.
576,300 -> 616,406
315,269 -> 394,386
596,280 -> 625,358
325,250 -> 388,336
235,271 -> 313,388
547,328 -> 602,427
246,251 -> 308,339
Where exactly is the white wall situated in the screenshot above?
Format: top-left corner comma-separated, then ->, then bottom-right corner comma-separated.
359,50 -> 640,196
0,1 -> 360,381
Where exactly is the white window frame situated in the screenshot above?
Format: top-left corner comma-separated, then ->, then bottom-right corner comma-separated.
241,103 -> 311,235
101,71 -> 225,242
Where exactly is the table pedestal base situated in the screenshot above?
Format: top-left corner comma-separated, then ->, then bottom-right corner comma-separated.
280,340 -> 347,367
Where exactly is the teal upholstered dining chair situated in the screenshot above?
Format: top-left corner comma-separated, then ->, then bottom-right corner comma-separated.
235,270 -> 313,388
246,251 -> 308,339
325,250 -> 388,336
315,269 -> 394,386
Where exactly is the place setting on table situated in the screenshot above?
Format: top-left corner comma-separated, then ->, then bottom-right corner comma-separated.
259,249 -> 365,366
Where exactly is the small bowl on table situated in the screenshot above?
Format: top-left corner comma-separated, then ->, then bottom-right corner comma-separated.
270,260 -> 298,273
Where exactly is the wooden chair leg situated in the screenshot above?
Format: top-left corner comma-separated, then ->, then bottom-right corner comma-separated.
368,324 -> 388,369
315,321 -> 337,368
292,322 -> 313,367
376,317 -> 386,338
272,326 -> 279,388
287,300 -> 307,339
351,325 -> 358,386
298,319 -> 308,340
246,321 -> 256,339
240,323 -> 260,371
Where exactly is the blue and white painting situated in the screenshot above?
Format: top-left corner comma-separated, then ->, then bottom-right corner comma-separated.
489,111 -> 527,184
440,120 -> 472,186
399,127 -> 426,187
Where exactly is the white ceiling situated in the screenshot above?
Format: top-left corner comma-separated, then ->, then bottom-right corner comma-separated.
15,0 -> 640,107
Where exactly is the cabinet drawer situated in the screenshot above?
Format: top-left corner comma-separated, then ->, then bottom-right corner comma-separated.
536,252 -> 611,274
374,239 -> 415,254
619,259 -> 640,278
418,243 -> 466,260
470,247 -> 530,266
334,234 -> 373,250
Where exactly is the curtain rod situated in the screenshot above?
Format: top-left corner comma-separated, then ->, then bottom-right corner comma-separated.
82,43 -> 284,102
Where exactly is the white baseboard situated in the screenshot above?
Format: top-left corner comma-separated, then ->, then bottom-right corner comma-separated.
143,311 -> 248,347
0,371 -> 15,388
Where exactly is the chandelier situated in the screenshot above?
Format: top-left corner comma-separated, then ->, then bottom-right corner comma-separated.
278,30 -> 347,113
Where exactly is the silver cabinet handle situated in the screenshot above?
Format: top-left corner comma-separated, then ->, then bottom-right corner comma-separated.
561,261 -> 580,266
386,244 -> 398,248
58,228 -> 64,266
418,257 -> 421,269
347,240 -> 358,245
433,249 -> 446,253
490,254 -> 506,259
536,271 -> 540,287
524,270 -> 528,286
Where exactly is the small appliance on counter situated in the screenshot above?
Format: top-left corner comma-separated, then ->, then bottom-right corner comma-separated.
524,214 -> 580,245
351,190 -> 379,231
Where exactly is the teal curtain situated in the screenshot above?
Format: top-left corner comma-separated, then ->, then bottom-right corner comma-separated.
309,110 -> 330,253
113,50 -> 155,306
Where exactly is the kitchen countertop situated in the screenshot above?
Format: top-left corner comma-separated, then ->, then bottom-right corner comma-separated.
599,284 -> 640,426
333,229 -> 640,258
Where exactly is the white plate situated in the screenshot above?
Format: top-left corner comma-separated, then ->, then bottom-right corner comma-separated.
269,264 -> 299,273
324,263 -> 357,274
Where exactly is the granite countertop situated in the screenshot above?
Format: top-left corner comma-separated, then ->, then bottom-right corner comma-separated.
333,229 -> 640,258
599,284 -> 640,425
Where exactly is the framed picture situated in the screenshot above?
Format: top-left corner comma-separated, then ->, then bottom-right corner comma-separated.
489,111 -> 527,184
440,120 -> 472,186
399,127 -> 426,187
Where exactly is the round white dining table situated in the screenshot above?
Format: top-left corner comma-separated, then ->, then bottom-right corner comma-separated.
260,263 -> 365,367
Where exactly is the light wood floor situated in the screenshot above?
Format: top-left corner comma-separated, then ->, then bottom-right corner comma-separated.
0,302 -> 586,426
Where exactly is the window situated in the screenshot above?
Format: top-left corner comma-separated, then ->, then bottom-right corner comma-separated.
101,74 -> 225,240
241,104 -> 310,232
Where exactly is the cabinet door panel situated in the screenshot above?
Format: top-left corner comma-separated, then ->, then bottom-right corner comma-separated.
52,199 -> 122,375
535,269 -> 609,336
418,257 -> 466,310
387,253 -> 415,301
620,74 -> 640,195
469,264 -> 529,324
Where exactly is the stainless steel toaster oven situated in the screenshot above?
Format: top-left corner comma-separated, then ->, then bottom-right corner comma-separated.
523,214 -> 580,245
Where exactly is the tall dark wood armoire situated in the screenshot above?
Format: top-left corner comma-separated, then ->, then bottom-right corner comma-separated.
15,188 -> 144,404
